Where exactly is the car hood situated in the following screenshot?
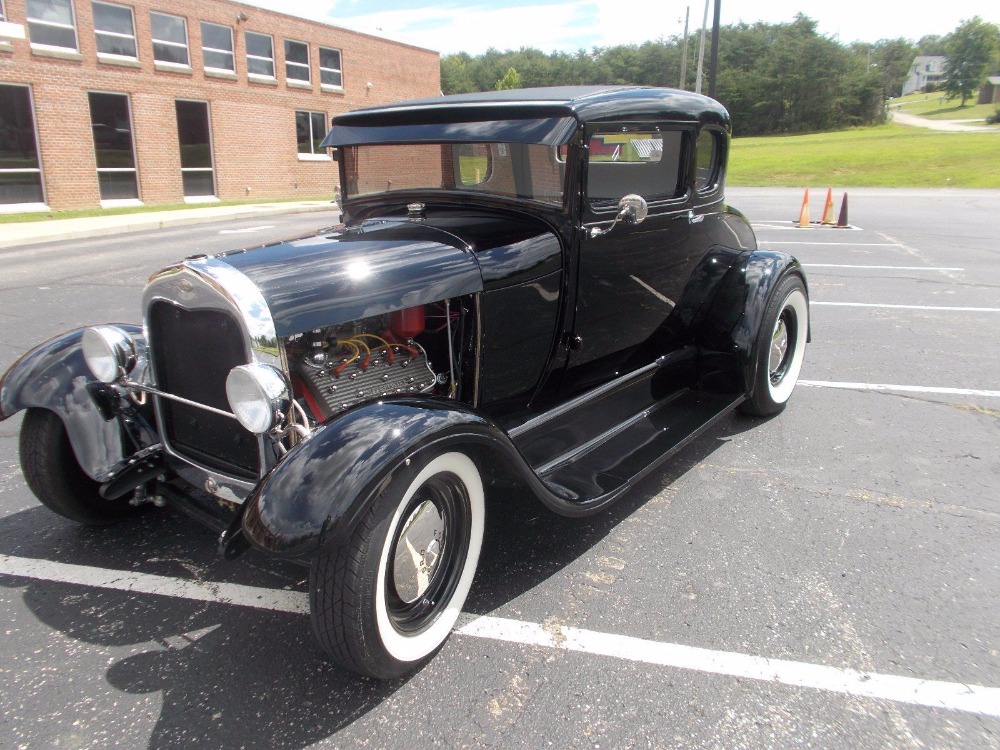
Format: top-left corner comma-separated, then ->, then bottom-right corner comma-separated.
216,221 -> 484,336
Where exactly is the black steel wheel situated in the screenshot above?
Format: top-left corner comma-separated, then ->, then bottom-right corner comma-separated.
739,274 -> 809,417
19,408 -> 139,525
309,450 -> 485,679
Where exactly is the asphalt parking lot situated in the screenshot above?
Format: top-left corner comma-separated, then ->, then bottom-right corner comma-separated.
1,190 -> 998,749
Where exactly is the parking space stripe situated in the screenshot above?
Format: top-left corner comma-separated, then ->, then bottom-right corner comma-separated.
763,242 -> 898,247
803,264 -> 964,271
3,553 -> 998,717
800,381 -> 1000,398
0,553 -> 308,614
812,302 -> 1000,312
455,615 -> 1000,718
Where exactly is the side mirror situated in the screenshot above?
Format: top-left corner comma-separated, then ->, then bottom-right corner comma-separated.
588,194 -> 649,238
617,194 -> 648,225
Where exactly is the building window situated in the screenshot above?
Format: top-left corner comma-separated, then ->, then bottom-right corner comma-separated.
1,0 -> 7,22
285,39 -> 310,83
88,92 -> 139,202
201,21 -> 234,73
92,2 -> 137,60
296,111 -> 327,156
0,85 -> 45,207
26,0 -> 79,51
150,11 -> 188,66
246,31 -> 274,79
319,46 -> 343,89
175,100 -> 215,199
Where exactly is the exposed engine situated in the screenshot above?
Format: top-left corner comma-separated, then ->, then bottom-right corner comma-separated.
285,302 -> 462,422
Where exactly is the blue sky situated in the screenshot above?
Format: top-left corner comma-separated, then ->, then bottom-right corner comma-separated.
241,0 -> 1000,55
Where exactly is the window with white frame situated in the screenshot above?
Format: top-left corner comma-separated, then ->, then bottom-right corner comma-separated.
1,0 -> 7,22
0,84 -> 45,206
318,46 -> 343,89
92,2 -> 137,60
88,91 -> 139,202
26,0 -> 79,51
201,21 -> 234,73
246,31 -> 274,78
285,39 -> 310,83
150,11 -> 188,66
295,111 -> 327,156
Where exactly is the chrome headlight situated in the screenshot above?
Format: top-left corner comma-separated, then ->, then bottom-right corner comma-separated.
81,326 -> 137,384
225,363 -> 290,434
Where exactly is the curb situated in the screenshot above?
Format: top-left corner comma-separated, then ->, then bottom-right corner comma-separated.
0,202 -> 339,250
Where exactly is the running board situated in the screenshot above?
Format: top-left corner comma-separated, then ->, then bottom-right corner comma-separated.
535,389 -> 742,505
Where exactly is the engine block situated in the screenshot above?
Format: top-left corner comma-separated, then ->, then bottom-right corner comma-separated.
298,350 -> 435,418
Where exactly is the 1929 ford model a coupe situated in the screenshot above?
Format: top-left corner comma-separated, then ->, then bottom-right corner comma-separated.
0,87 -> 808,678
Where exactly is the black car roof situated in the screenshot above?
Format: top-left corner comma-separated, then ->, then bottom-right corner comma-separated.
323,86 -> 730,147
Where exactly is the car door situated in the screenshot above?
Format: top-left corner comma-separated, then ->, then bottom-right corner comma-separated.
563,123 -> 702,392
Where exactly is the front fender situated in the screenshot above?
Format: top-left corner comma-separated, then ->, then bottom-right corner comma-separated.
0,326 -> 145,480
241,399 -> 518,559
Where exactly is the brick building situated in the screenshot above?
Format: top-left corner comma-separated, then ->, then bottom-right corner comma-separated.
0,0 -> 440,212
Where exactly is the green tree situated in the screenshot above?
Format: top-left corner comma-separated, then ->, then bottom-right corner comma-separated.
495,66 -> 523,90
944,17 -> 1000,105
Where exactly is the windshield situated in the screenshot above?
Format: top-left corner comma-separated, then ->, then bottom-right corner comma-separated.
340,143 -> 565,207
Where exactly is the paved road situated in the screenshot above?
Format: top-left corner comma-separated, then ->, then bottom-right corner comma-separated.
1,194 -> 998,749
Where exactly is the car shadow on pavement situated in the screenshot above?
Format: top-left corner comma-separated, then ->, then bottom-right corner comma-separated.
0,412 -> 752,748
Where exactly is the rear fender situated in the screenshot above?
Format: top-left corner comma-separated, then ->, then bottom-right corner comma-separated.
730,252 -> 808,391
0,326 -> 145,480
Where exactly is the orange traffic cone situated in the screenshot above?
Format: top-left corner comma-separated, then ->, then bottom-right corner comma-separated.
797,188 -> 810,227
821,187 -> 836,225
836,193 -> 849,228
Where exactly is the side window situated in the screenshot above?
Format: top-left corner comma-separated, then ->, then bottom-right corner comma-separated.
694,129 -> 722,192
586,128 -> 684,209
453,144 -> 491,186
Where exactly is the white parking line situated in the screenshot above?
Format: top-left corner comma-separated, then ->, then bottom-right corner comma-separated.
800,381 -> 1000,398
218,225 -> 277,235
764,242 -> 898,247
2,553 -> 999,718
803,264 -> 964,271
812,302 -> 1000,312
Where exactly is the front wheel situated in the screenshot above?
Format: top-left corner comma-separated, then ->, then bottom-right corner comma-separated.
309,450 -> 485,679
739,275 -> 809,417
19,408 -> 140,525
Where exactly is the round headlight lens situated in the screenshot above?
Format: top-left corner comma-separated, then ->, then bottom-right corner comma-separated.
81,326 -> 137,384
225,364 -> 290,434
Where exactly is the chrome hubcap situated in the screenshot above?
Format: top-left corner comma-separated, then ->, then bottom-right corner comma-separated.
769,316 -> 789,377
393,500 -> 446,604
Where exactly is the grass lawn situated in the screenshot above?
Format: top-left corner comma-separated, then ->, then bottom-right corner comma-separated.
889,92 -> 999,121
729,124 -> 1000,188
0,195 -> 329,225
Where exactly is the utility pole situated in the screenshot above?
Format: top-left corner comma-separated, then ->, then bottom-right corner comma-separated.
694,0 -> 708,94
708,0 -> 721,98
679,6 -> 690,90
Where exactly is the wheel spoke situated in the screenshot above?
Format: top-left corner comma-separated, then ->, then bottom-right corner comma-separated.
769,317 -> 789,375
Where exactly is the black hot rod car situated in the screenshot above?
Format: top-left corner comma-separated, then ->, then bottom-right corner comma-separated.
0,86 -> 808,678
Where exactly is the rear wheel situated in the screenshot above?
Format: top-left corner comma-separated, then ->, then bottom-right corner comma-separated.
740,275 -> 809,417
309,450 -> 485,679
19,408 -> 139,525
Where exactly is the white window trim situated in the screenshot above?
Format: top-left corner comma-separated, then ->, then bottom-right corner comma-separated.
92,1 -> 137,60
318,46 -> 343,90
0,83 -> 47,209
296,110 -> 329,157
246,31 -> 275,79
26,0 -> 79,52
176,99 -> 217,201
285,39 -> 310,83
150,11 -> 189,66
201,22 -> 235,74
88,90 -> 141,204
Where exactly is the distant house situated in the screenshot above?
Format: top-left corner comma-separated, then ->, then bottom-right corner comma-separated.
979,76 -> 1000,105
902,56 -> 948,95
